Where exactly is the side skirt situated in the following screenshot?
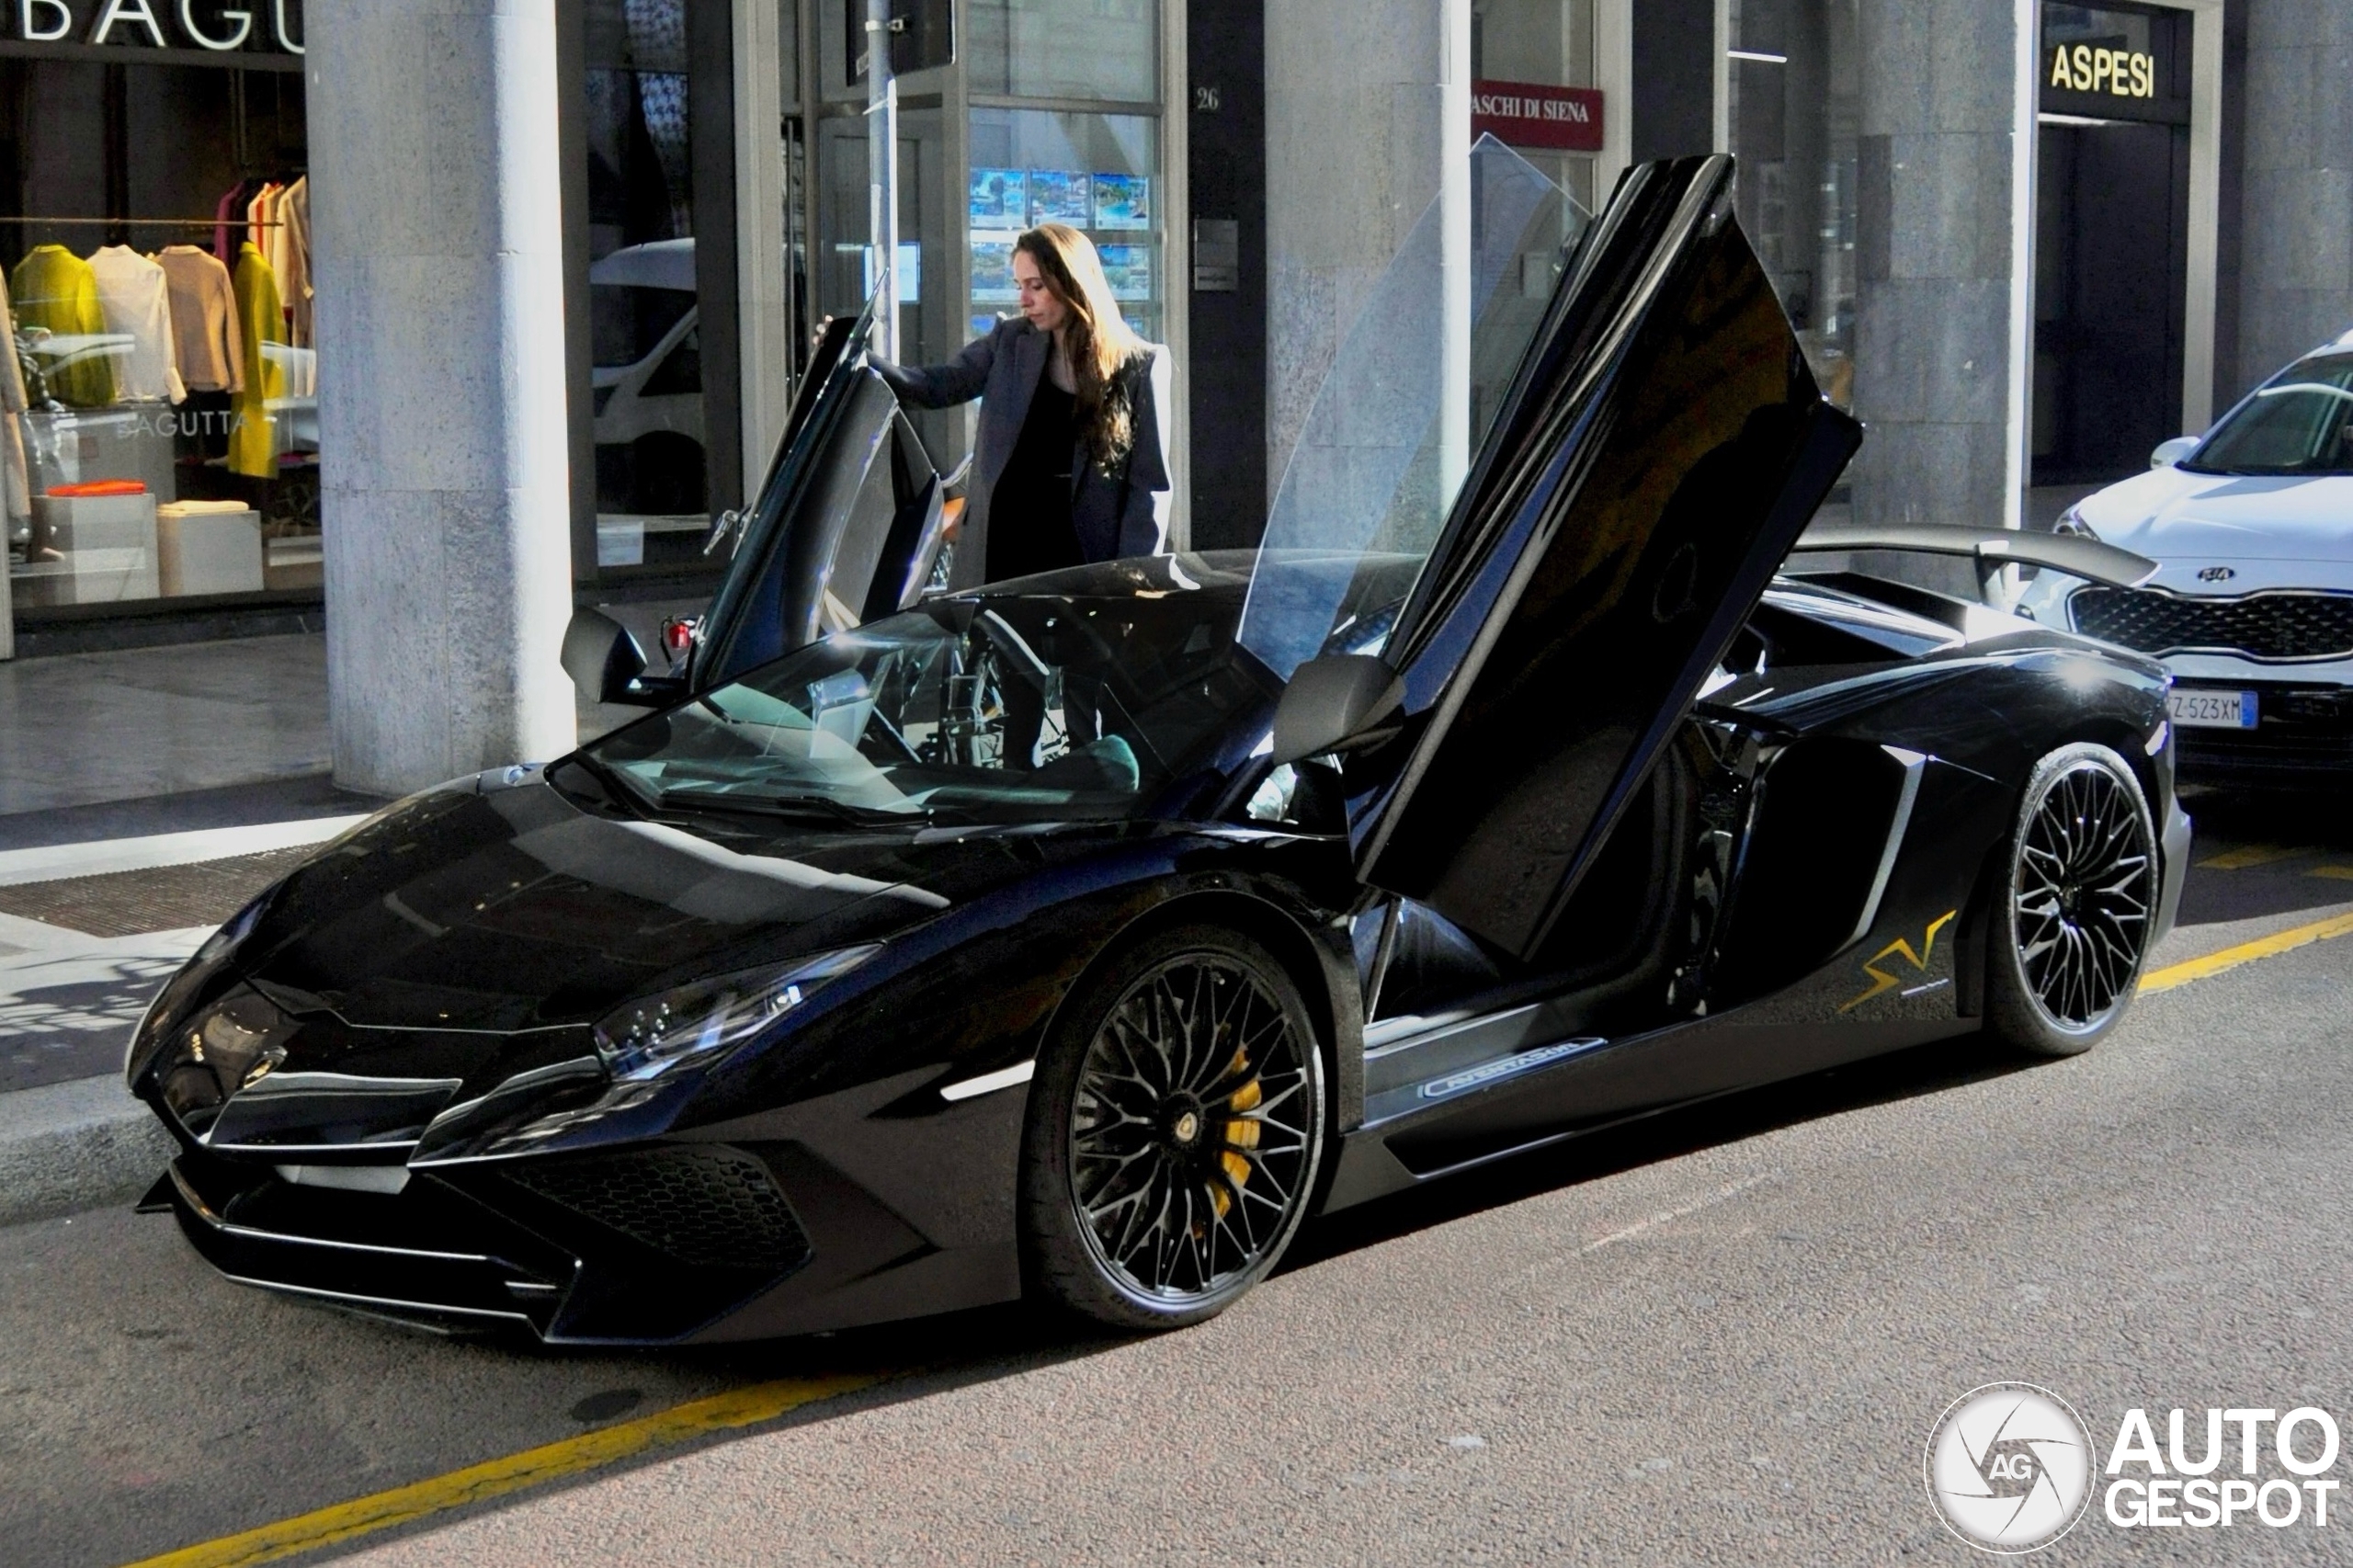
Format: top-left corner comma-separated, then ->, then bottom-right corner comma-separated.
1317,1012 -> 1974,1214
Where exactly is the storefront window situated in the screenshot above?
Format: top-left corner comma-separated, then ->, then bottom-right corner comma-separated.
583,0 -> 710,570
1725,0 -> 1861,408
968,0 -> 1159,104
967,109 -> 1162,348
3,8 -> 316,622
813,115 -> 939,347
1471,0 -> 1599,214
802,0 -> 950,457
759,0 -> 1172,526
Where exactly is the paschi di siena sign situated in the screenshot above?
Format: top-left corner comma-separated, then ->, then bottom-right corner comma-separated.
6,0 -> 303,53
1471,79 -> 1604,153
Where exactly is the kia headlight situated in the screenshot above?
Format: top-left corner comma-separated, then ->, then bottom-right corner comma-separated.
592,946 -> 881,1082
2052,506 -> 2097,540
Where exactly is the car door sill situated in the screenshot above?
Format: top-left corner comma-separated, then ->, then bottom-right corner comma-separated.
1360,1002 -> 1608,1128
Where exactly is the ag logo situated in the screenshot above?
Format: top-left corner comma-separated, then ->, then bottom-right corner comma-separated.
1925,1383 -> 2094,1552
2197,565 -> 2236,583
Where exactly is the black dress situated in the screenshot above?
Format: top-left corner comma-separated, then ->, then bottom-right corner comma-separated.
986,379 -> 1084,583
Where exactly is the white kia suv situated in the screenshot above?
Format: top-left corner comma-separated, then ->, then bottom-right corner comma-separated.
2025,333 -> 2353,788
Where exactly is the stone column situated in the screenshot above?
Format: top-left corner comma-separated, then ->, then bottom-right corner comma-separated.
310,0 -> 575,797
1263,0 -> 1471,509
1849,0 -> 2025,531
2234,0 -> 2353,395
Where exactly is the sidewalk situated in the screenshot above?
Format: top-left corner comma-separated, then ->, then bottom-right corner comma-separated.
0,634 -> 355,1221
0,808 -> 371,1225
0,633 -> 331,819
0,816 -> 368,1093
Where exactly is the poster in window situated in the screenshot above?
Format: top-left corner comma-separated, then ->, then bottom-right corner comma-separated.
1029,170 -> 1092,227
1097,244 -> 1152,301
972,240 -> 1018,302
1092,174 -> 1151,232
970,168 -> 1026,231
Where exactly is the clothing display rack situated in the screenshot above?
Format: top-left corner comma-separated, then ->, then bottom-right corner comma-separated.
0,216 -> 284,226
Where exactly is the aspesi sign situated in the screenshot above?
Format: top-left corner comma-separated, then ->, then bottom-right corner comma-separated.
2046,40 -> 2157,99
6,0 -> 303,53
1472,79 -> 1604,153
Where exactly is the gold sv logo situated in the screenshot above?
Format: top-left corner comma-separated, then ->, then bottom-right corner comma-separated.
1840,910 -> 1957,1013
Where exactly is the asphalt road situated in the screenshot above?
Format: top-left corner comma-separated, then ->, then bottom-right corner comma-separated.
6,792 -> 2351,1567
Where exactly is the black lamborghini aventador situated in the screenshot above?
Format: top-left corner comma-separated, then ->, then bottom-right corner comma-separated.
126,153 -> 2190,1345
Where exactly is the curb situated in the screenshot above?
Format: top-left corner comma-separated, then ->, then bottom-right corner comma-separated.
0,1075 -> 173,1228
0,812 -> 366,887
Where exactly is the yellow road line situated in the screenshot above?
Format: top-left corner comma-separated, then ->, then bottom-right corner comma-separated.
119,1371 -> 883,1568
2139,911 -> 2353,995
2310,866 -> 2353,881
2197,844 -> 2310,870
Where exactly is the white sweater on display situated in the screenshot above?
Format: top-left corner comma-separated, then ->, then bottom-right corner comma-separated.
91,245 -> 188,404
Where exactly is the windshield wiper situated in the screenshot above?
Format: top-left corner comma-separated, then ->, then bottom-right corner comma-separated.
654,790 -> 931,827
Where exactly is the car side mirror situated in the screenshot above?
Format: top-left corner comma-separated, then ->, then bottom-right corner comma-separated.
1268,653 -> 1405,767
563,609 -> 676,707
2150,435 -> 2200,469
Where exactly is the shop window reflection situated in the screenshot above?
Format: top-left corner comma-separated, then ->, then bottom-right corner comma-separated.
966,108 -> 1162,350
1470,0 -> 1599,215
968,0 -> 1159,104
813,109 -> 953,468
1725,0 -> 1860,409
585,0 -> 711,566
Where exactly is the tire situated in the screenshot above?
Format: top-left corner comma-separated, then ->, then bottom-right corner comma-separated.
1985,742 -> 2158,1057
1020,922 -> 1328,1330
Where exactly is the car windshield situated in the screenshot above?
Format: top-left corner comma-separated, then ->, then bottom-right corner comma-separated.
580,555 -> 1418,827
2184,353 -> 2353,476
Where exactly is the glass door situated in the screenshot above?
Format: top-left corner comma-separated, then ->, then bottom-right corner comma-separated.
581,0 -> 713,573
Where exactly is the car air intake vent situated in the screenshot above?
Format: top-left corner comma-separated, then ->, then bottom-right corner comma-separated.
2071,587 -> 2353,662
506,1145 -> 807,1271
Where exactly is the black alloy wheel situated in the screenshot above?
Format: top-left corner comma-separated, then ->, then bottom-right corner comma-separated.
1021,924 -> 1326,1329
1986,742 -> 2157,1056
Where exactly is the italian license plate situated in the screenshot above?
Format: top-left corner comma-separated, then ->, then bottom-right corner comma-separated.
2166,687 -> 2259,730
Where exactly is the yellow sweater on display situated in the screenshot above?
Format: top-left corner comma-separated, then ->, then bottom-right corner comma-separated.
8,244 -> 116,408
230,242 -> 285,479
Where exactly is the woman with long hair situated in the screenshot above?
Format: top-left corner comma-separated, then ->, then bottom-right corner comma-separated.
875,222 -> 1168,589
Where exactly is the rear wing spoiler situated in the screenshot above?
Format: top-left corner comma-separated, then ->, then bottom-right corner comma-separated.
1790,523 -> 2158,591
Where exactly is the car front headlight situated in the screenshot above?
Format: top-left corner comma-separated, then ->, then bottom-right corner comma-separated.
149,983 -> 302,1135
125,894 -> 273,1087
592,945 -> 881,1082
2052,506 -> 2097,540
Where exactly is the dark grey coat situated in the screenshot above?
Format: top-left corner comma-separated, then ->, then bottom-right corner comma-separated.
875,316 -> 1169,590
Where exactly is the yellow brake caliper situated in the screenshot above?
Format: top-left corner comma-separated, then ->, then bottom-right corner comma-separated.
1211,1048 -> 1260,1218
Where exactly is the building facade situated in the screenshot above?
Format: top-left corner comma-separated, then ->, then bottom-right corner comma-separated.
1,1 -> 2347,794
